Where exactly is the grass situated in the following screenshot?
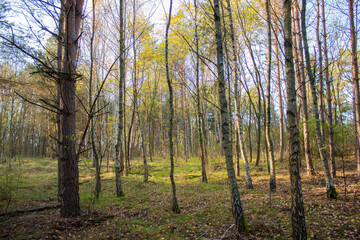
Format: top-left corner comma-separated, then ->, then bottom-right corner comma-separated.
0,155 -> 359,239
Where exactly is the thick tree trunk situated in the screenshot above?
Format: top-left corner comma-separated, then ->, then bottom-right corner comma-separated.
59,0 -> 85,218
266,0 -> 276,192
165,0 -> 180,213
284,1 -> 307,238
300,0 -> 337,199
214,0 -> 248,233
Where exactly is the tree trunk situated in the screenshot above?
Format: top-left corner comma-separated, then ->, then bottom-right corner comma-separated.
284,1 -> 307,238
248,103 -> 252,162
115,0 -> 125,197
59,0 -> 85,218
300,0 -> 337,199
194,0 -> 207,183
165,0 -> 180,213
315,0 -> 325,147
266,0 -> 276,192
138,116 -> 148,183
293,3 -> 314,176
56,2 -> 64,202
225,0 -> 253,187
348,0 -> 360,179
274,26 -> 284,163
214,0 -> 248,233
321,0 -> 336,178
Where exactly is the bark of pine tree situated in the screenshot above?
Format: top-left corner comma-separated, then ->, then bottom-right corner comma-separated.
301,0 -> 337,198
214,0 -> 248,233
59,0 -> 85,218
284,1 -> 307,238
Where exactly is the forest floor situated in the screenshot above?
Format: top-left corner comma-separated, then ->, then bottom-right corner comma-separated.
0,155 -> 359,239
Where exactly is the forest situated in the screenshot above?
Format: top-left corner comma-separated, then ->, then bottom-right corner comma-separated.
0,0 -> 359,239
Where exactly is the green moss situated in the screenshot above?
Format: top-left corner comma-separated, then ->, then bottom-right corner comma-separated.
238,215 -> 249,233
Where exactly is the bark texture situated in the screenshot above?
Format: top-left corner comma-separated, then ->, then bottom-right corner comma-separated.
115,0 -> 125,197
214,0 -> 248,233
284,0 -> 307,238
59,0 -> 85,218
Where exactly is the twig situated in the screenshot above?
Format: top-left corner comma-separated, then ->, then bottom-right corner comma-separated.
220,223 -> 235,239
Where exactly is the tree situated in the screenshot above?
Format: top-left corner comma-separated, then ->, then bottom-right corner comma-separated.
293,2 -> 313,176
115,0 -> 125,197
165,0 -> 180,214
225,0 -> 253,189
58,0 -> 85,218
284,0 -> 307,238
194,0 -> 207,183
321,0 -> 336,178
213,0 -> 248,233
348,0 -> 360,179
300,0 -> 337,199
266,0 -> 276,192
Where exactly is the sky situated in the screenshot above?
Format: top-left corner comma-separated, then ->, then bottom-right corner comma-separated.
150,0 -> 182,26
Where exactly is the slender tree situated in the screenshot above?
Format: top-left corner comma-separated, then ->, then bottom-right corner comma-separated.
321,0 -> 336,178
214,0 -> 248,233
115,0 -> 125,197
274,26 -> 284,163
194,0 -> 207,183
293,2 -> 313,176
284,0 -> 307,238
348,0 -> 360,178
166,0 -> 180,213
56,2 -> 65,201
225,0 -> 253,189
301,0 -> 337,199
266,0 -> 276,192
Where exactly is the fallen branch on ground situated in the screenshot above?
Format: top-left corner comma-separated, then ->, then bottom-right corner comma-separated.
0,204 -> 61,217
